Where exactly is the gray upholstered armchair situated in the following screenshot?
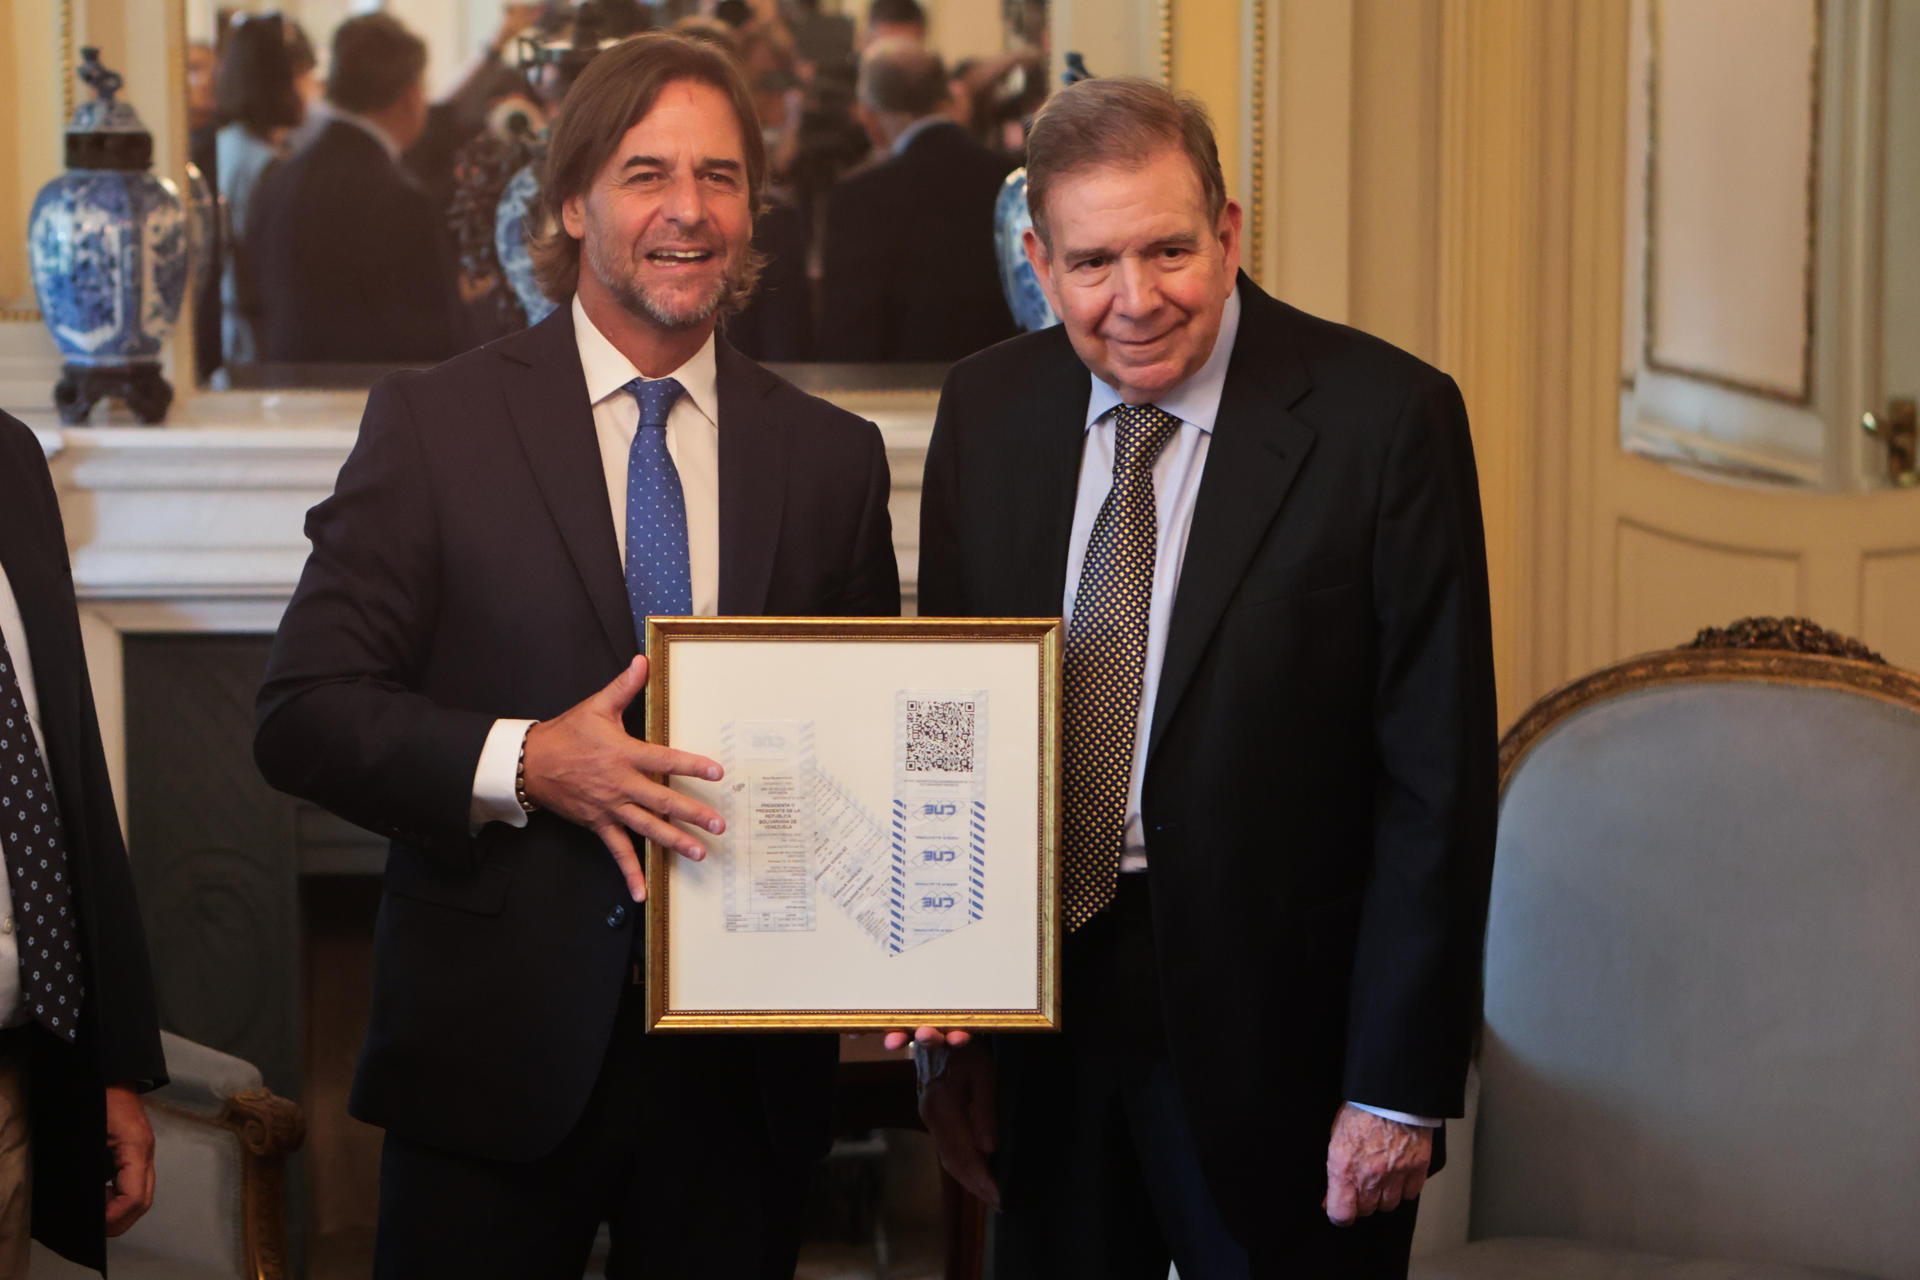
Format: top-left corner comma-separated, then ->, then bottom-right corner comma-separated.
1410,619 -> 1920,1280
32,1031 -> 305,1280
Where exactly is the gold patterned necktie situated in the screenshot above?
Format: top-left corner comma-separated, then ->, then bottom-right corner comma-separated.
1061,402 -> 1181,932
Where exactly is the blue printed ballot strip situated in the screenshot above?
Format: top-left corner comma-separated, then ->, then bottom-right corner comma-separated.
641,618 -> 1060,1032
890,690 -> 989,954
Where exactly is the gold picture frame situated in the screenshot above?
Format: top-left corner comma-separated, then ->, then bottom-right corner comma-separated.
643,616 -> 1063,1032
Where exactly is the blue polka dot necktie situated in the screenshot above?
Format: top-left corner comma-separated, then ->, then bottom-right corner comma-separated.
623,376 -> 692,651
0,632 -> 83,1042
1061,403 -> 1181,932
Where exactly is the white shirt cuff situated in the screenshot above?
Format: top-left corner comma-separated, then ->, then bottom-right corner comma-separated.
1349,1102 -> 1442,1128
469,718 -> 536,830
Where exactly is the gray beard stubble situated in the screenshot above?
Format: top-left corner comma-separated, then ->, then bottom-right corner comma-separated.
587,233 -> 732,333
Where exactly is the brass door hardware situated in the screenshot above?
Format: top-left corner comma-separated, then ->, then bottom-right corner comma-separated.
1862,398 -> 1918,487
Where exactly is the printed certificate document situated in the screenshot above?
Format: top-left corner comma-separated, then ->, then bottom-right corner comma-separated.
643,618 -> 1061,1032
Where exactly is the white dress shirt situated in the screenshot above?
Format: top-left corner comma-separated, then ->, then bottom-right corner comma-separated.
1061,289 -> 1436,1129
0,562 -> 52,1028
467,297 -> 723,828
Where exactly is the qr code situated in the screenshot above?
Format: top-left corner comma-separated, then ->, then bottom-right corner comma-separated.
905,700 -> 977,773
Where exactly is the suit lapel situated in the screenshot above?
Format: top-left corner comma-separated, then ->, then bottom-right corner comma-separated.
714,339 -> 789,615
1147,282 -> 1316,761
1007,333 -> 1092,616
496,308 -> 637,658
0,461 -> 82,778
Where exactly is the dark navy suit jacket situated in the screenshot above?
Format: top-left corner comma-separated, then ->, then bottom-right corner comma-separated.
254,308 -> 899,1162
819,120 -> 1017,362
918,276 -> 1498,1236
249,119 -> 467,365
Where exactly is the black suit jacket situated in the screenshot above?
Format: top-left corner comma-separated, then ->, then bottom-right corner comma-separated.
249,119 -> 467,365
918,277 -> 1497,1234
0,414 -> 167,1272
254,307 -> 899,1163
818,121 -> 1017,362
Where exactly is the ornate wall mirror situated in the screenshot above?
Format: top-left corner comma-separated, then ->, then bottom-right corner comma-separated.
174,0 -> 1050,395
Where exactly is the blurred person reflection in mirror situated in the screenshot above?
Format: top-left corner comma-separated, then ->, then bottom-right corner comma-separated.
249,13 -> 469,367
863,0 -> 926,46
819,36 -> 1016,361
213,12 -> 315,371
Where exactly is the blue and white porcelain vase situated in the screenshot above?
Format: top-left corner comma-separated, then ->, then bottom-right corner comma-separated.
991,54 -> 1097,334
994,169 -> 1057,333
28,48 -> 188,424
495,161 -> 557,327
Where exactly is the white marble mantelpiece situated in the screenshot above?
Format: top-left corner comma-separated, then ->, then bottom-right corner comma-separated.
15,385 -> 936,828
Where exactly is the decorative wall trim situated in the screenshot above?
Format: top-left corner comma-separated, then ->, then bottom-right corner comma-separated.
1621,414 -> 1825,487
59,0 -> 75,127
1248,0 -> 1267,282
0,0 -> 73,325
1641,0 -> 1823,405
1437,0 -> 1555,724
1158,0 -> 1173,85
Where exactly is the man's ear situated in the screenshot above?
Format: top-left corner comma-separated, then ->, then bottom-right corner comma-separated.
1022,226 -> 1062,317
1217,198 -> 1244,280
561,193 -> 585,240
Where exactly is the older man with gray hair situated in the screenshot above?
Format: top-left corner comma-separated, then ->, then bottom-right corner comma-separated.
818,36 -> 1016,361
909,75 -> 1498,1278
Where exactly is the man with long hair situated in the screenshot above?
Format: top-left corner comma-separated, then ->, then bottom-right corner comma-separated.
256,32 -> 898,1278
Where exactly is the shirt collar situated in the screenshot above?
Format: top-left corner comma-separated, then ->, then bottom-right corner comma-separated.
892,115 -> 952,156
328,108 -> 402,163
572,293 -> 719,428
1083,285 -> 1243,434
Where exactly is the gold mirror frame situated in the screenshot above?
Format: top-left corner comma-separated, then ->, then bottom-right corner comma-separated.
0,0 -> 76,323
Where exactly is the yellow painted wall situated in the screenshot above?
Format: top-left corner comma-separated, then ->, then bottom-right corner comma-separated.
926,0 -> 1008,64
1169,0 -> 1243,208
1,0 -> 64,310
1349,0 -> 1442,364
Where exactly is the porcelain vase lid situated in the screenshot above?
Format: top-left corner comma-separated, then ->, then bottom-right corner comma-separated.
65,47 -> 154,171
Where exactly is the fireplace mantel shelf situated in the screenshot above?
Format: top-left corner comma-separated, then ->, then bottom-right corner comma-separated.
16,386 -> 933,611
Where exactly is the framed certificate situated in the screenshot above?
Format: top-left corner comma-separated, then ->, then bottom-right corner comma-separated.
642,616 -> 1062,1032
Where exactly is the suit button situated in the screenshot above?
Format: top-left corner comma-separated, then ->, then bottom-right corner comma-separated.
607,905 -> 628,928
